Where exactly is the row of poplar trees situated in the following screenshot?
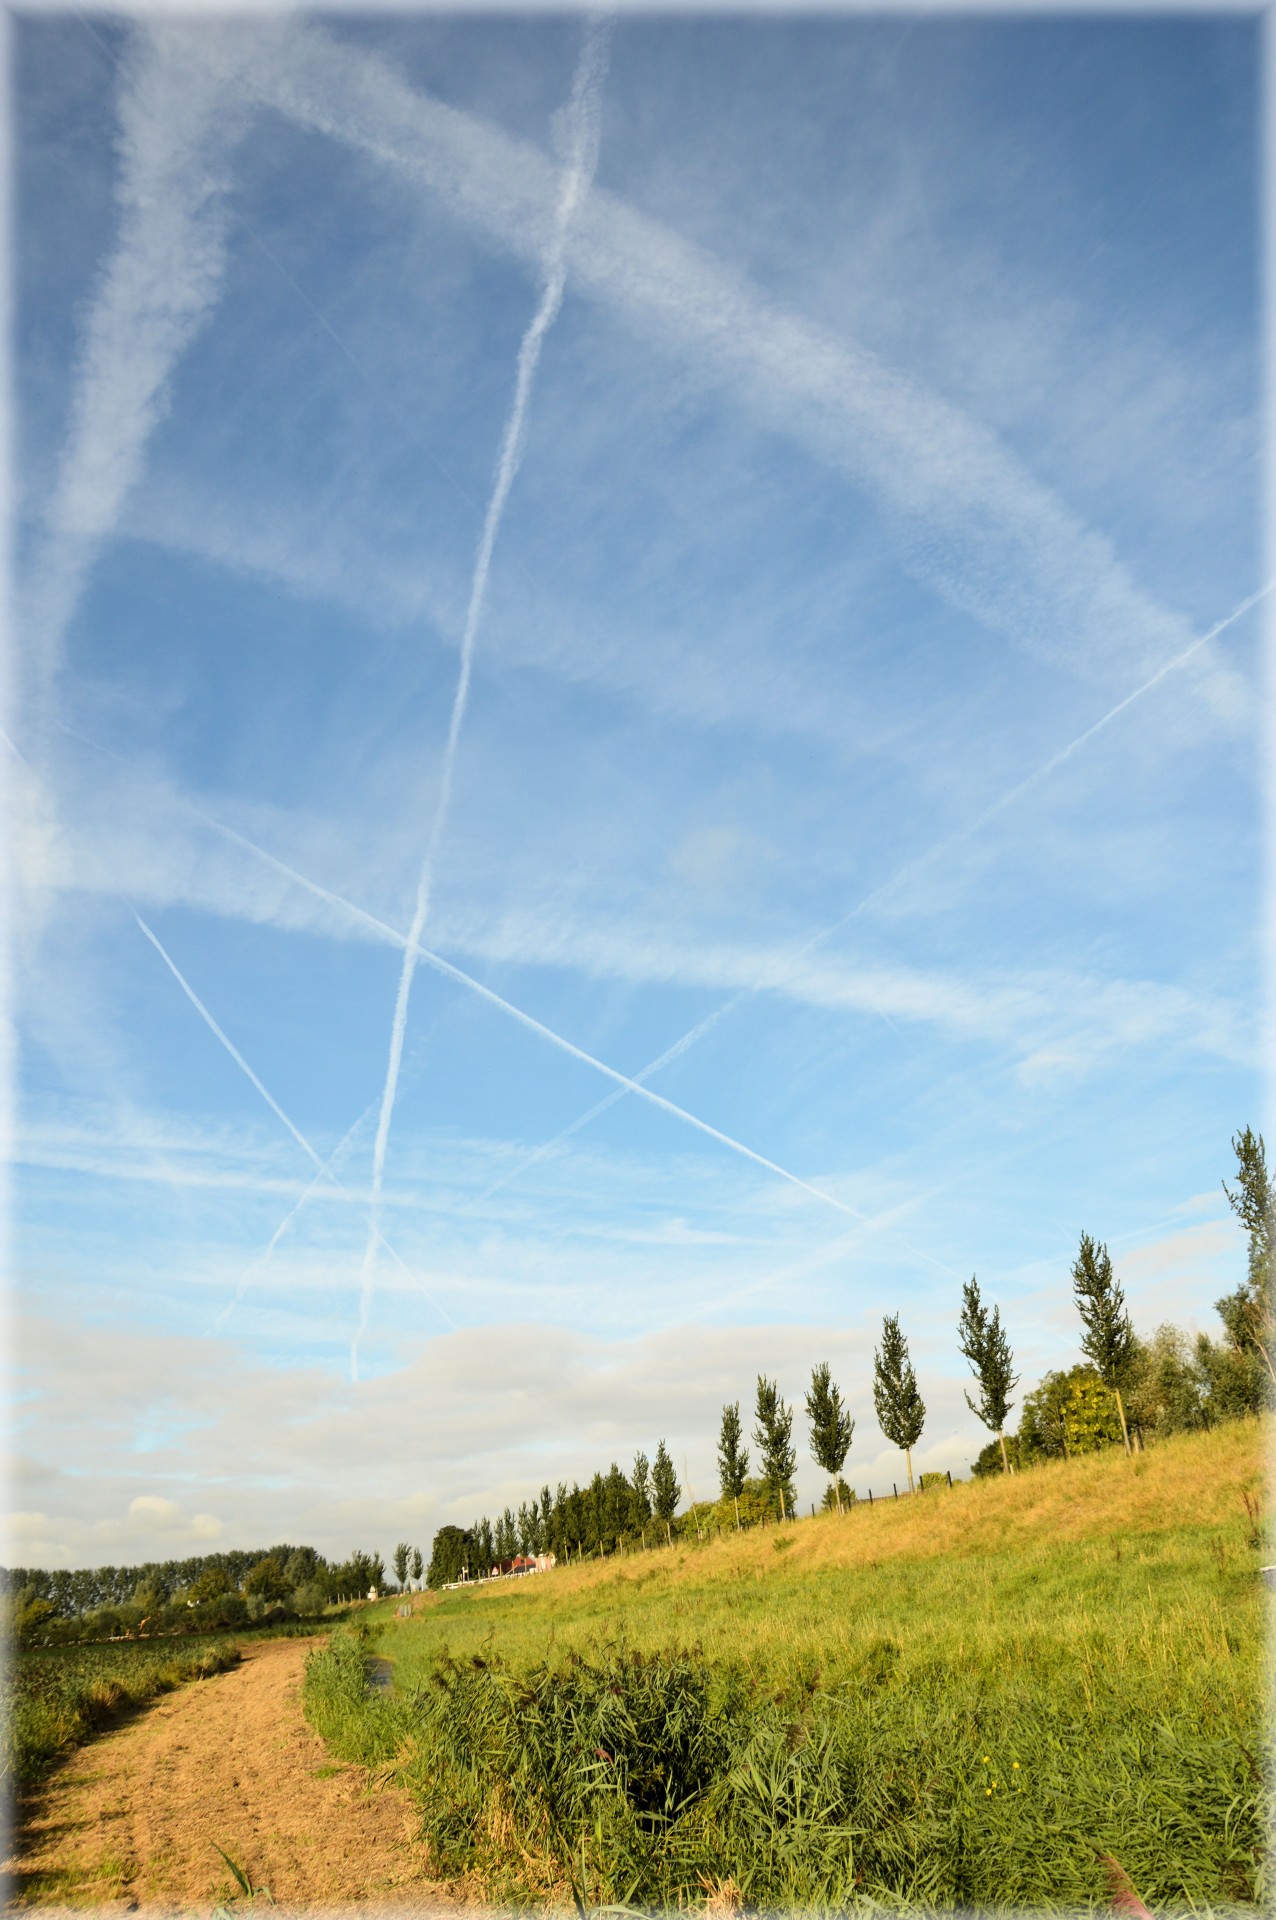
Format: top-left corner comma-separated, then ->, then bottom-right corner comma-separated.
716,1240 -> 1124,1515
719,1127 -> 1274,1513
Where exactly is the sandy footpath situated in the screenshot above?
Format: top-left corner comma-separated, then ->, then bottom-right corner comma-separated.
4,1637 -> 449,1912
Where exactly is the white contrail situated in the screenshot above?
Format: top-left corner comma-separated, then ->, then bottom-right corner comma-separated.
213,1096 -> 376,1331
131,911 -> 456,1331
136,827 -> 879,1234
447,581 -> 1273,1206
24,23 -> 246,711
241,16 -> 1234,706
353,18 -> 612,1381
462,996 -> 737,1212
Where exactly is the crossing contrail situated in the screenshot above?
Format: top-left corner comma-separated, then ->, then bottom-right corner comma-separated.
461,998 -> 736,1212
131,911 -> 456,1331
353,17 -> 612,1381
140,826 -> 888,1236
213,1096 -> 377,1331
451,579 -> 1274,1203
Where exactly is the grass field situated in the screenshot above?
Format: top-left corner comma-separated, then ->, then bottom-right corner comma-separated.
304,1421 -> 1270,1912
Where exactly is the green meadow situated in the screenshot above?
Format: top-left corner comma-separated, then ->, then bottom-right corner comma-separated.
303,1420 -> 1269,1913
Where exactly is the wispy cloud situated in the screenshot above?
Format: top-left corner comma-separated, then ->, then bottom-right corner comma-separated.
21,22 -> 246,707
236,17 -> 1234,710
353,18 -> 613,1382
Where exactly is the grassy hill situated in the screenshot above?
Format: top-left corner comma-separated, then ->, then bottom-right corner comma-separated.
307,1421 -> 1269,1911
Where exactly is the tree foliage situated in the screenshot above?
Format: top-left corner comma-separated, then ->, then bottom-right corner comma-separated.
427,1526 -> 476,1589
1071,1232 -> 1136,1451
872,1314 -> 925,1490
717,1403 -> 749,1501
651,1441 -> 681,1522
804,1363 -> 853,1509
1219,1127 -> 1276,1392
1071,1235 -> 1135,1386
753,1376 -> 797,1518
958,1276 -> 1018,1439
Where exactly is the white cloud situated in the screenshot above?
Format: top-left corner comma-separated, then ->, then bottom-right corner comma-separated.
7,1307 -> 1027,1566
221,14 -> 1241,714
21,21 -> 251,700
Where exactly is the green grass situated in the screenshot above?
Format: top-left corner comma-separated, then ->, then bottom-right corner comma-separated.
303,1421 -> 1270,1912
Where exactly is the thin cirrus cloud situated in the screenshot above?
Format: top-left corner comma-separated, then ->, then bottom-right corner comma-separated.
25,15 -> 1239,737
20,21 -> 251,705
225,14 -> 1238,708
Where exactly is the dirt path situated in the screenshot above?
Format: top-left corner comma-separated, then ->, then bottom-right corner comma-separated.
5,1638 -> 449,1912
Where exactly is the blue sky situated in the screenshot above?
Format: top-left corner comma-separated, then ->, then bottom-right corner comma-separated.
7,7 -> 1263,1568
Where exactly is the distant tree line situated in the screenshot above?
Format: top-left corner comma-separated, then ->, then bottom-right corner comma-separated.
426,1440 -> 685,1587
2,1542 -> 399,1647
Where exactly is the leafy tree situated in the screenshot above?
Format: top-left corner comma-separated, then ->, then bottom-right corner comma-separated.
716,1403 -> 749,1527
410,1546 -> 423,1588
1124,1326 -> 1210,1440
1018,1364 -> 1122,1462
873,1315 -> 926,1493
957,1277 -> 1019,1474
1071,1234 -> 1135,1453
804,1364 -> 853,1511
972,1434 -> 1021,1478
631,1451 -> 652,1522
753,1376 -> 797,1520
189,1564 -> 234,1602
426,1526 -> 475,1589
392,1542 -> 411,1591
243,1556 -> 290,1604
1220,1127 -> 1276,1389
651,1440 -> 680,1536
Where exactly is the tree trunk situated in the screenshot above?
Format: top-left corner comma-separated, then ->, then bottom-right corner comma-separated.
1114,1385 -> 1131,1456
733,1495 -> 740,1532
665,1522 -> 672,1547
905,1449 -> 915,1494
833,1478 -> 842,1515
998,1430 -> 1011,1476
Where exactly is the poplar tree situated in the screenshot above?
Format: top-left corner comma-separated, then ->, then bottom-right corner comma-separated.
717,1402 -> 749,1528
873,1314 -> 926,1493
393,1541 -> 411,1591
632,1450 -> 652,1520
410,1546 -> 423,1588
1221,1127 -> 1276,1387
651,1440 -> 680,1542
804,1363 -> 854,1511
754,1375 -> 797,1521
1071,1233 -> 1135,1454
957,1277 -> 1019,1475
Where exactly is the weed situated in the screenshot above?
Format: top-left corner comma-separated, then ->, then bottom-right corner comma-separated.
211,1842 -> 274,1911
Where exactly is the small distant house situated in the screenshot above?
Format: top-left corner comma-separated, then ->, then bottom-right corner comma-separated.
367,1586 -> 379,1600
534,1553 -> 556,1573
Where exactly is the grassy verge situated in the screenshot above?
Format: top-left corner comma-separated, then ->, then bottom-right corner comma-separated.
305,1422 -> 1269,1911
